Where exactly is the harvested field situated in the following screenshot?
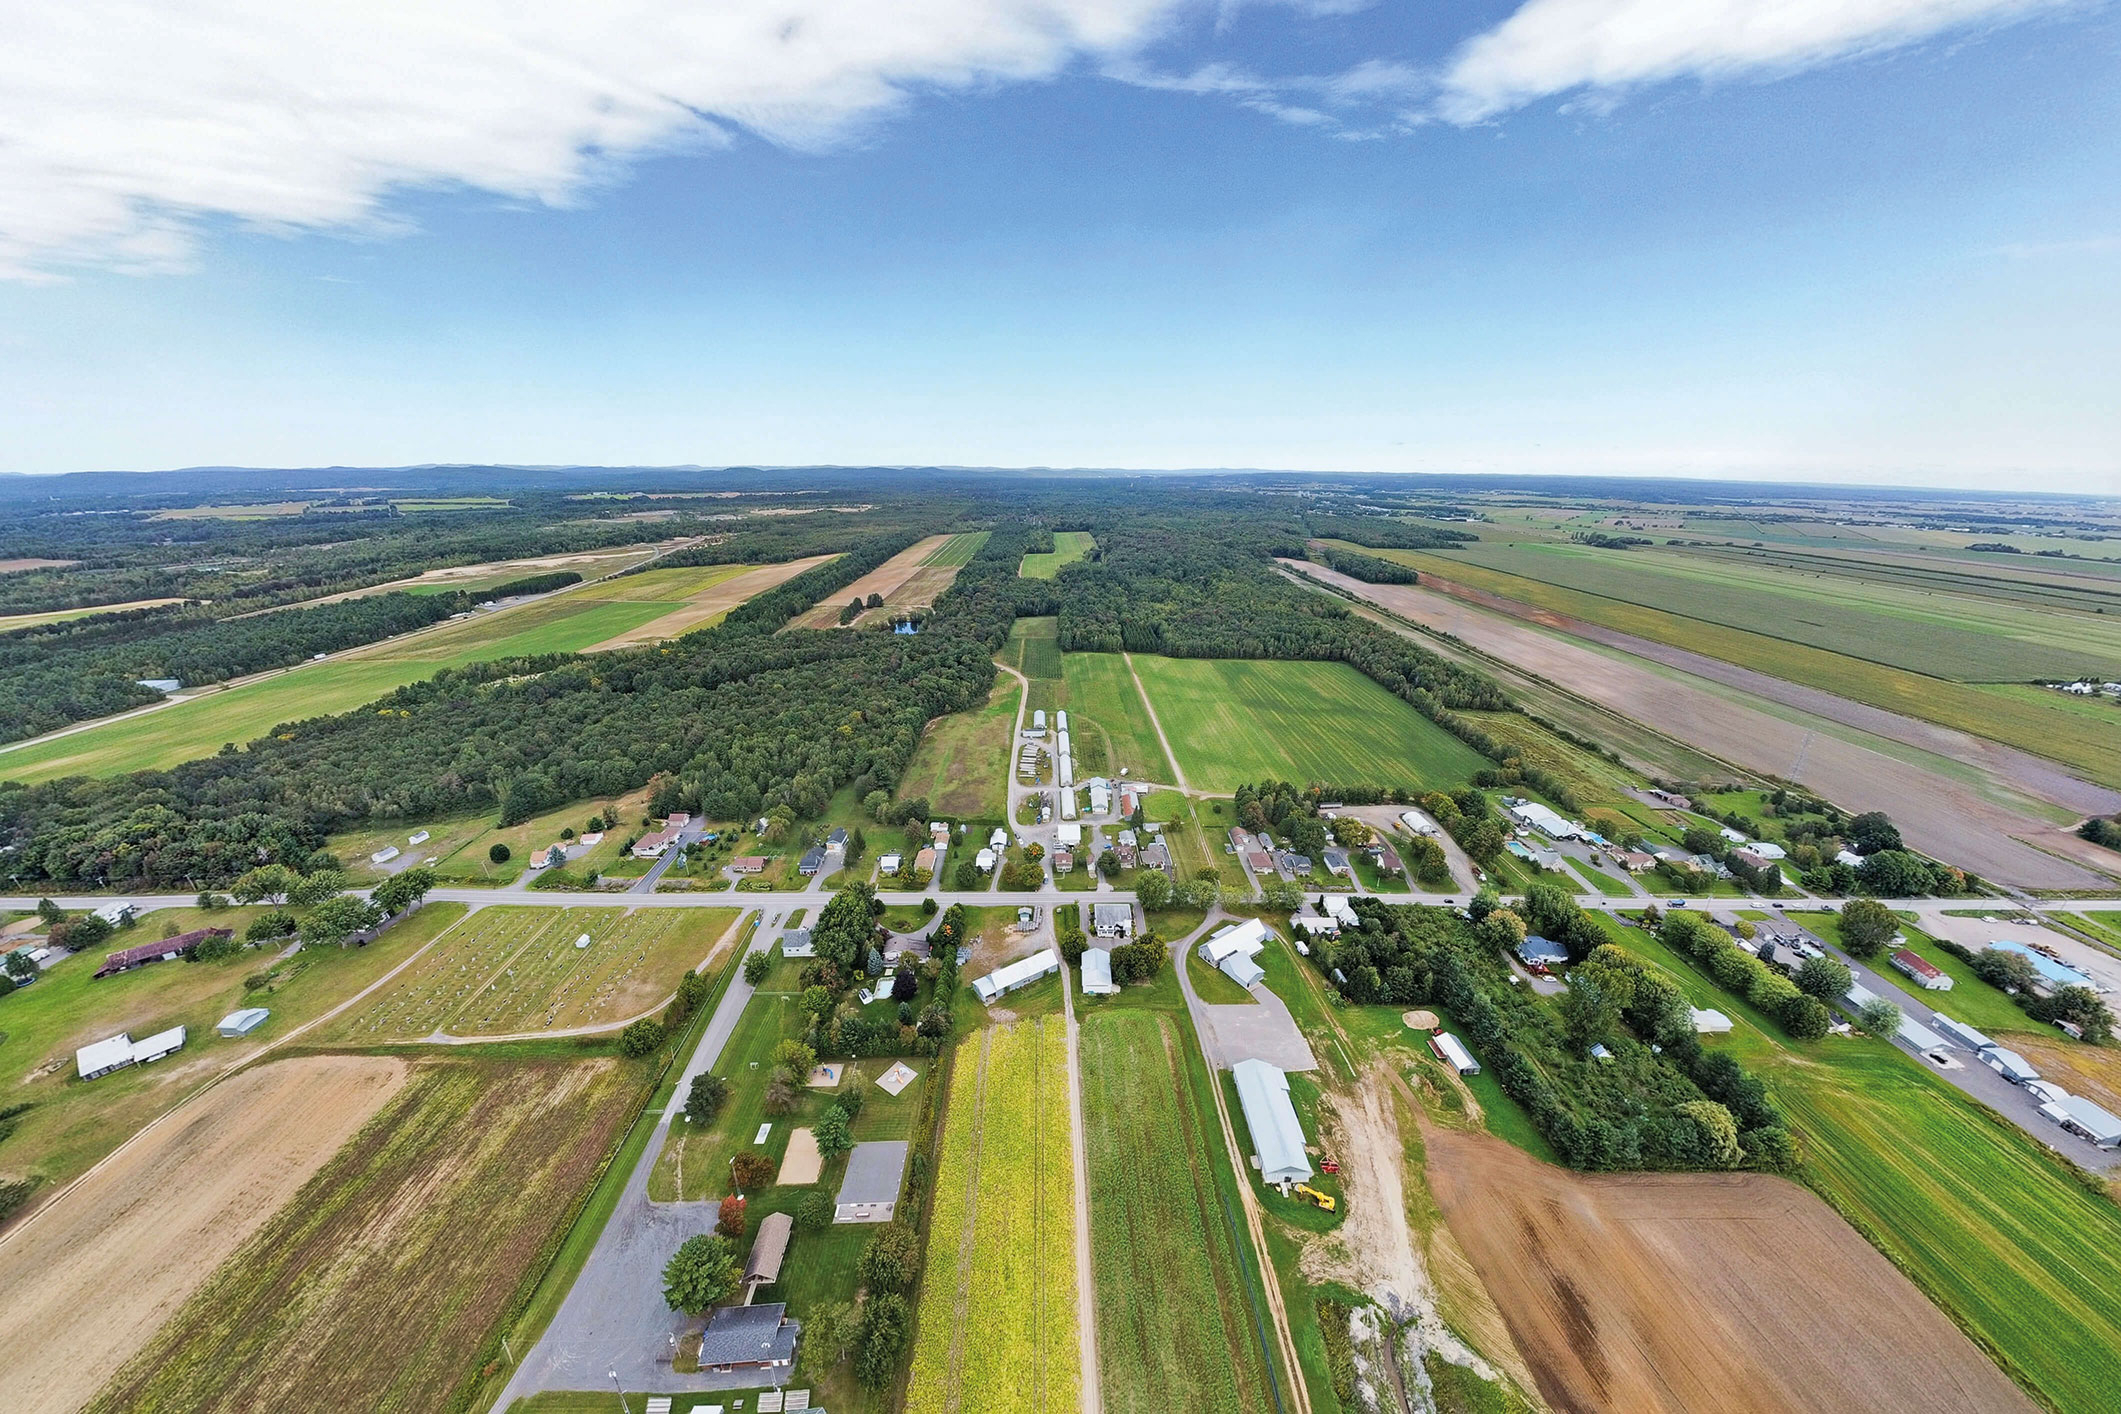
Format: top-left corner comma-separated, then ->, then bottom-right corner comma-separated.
898,674 -> 1019,818
0,1055 -> 409,1414
1425,1127 -> 2035,1414
0,557 -> 79,573
907,1019 -> 1079,1414
325,905 -> 737,1040
0,595 -> 180,633
791,533 -> 983,628
587,555 -> 835,648
2003,1033 -> 2121,1118
1291,560 -> 2121,889
85,1056 -> 640,1414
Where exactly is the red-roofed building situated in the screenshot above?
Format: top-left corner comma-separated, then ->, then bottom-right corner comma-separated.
94,928 -> 232,979
1890,948 -> 1953,991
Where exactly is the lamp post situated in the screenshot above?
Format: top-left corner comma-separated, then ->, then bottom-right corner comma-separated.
609,1368 -> 631,1414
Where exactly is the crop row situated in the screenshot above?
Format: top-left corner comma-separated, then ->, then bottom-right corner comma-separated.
906,1033 -> 992,1412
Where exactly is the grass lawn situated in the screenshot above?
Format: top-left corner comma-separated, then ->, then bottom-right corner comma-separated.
1567,860 -> 1636,897
1080,1008 -> 1286,1414
1788,910 -> 2031,1037
0,901 -> 467,1199
1018,530 -> 1096,578
1060,651 -> 1174,780
897,674 -> 1019,819
1127,655 -> 1489,794
0,563 -> 779,783
1187,948 -> 1258,1005
2056,912 -> 2121,950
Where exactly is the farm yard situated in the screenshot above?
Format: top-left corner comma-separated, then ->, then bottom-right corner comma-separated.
1425,1126 -> 2038,1414
898,673 -> 1021,818
790,532 -> 987,628
324,906 -> 737,1041
1127,654 -> 1489,794
1019,530 -> 1096,578
1080,1010 -> 1283,1413
82,1056 -> 643,1414
0,1055 -> 411,1414
0,559 -> 801,782
907,1018 -> 1079,1414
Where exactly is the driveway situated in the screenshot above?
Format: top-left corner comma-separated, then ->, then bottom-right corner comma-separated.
1172,913 -> 1318,1073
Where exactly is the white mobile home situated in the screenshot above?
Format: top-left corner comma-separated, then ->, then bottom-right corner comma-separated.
971,948 -> 1061,1003
1430,1032 -> 1480,1076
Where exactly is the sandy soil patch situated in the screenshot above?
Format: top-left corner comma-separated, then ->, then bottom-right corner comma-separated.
791,535 -> 951,628
1293,561 -> 2115,889
0,1055 -> 408,1414
588,555 -> 835,649
1402,1009 -> 1438,1030
780,1126 -> 824,1184
1425,1126 -> 2036,1414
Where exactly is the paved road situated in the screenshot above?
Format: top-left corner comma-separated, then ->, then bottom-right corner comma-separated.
1171,910 -> 1319,1073
497,919 -> 784,1407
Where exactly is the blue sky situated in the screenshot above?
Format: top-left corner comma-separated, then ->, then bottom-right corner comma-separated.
2,0 -> 2116,489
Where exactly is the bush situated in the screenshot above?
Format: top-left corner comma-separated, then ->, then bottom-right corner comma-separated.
684,1072 -> 729,1125
488,842 -> 511,864
1857,999 -> 1902,1036
1780,994 -> 1832,1040
191,934 -> 239,963
246,909 -> 298,942
743,951 -> 771,985
834,1084 -> 866,1118
797,1190 -> 834,1229
731,1149 -> 775,1190
619,1018 -> 667,1057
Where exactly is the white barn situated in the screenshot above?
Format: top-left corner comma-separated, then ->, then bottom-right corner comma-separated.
1080,948 -> 1118,995
972,948 -> 1060,1003
1430,1032 -> 1480,1076
1200,919 -> 1269,966
1219,952 -> 1265,989
1231,1059 -> 1312,1186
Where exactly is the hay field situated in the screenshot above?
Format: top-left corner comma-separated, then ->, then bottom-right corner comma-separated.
1128,654 -> 1488,794
84,1056 -> 640,1414
1019,530 -> 1096,579
906,1019 -> 1079,1414
0,562 -> 786,782
1081,1010 -> 1281,1412
1426,1126 -> 2036,1414
584,556 -> 834,648
1060,652 -> 1173,781
898,673 -> 1019,818
0,596 -> 184,633
0,1055 -> 410,1414
325,905 -> 737,1041
791,532 -> 985,628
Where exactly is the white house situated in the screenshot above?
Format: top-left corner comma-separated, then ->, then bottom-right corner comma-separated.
1092,903 -> 1135,939
975,847 -> 997,872
1201,919 -> 1269,964
1231,1059 -> 1312,1186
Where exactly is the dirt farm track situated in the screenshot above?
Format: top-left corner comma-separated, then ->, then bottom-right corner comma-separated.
1426,1128 -> 2036,1414
0,1056 -> 408,1414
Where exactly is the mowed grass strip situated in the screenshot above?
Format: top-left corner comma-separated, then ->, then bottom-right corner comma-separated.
1019,531 -> 1096,579
908,1020 -> 1079,1414
1128,655 -> 1489,794
1059,652 -> 1172,780
84,1056 -> 644,1414
925,531 -> 993,568
1082,1011 -> 1279,1414
0,562 -> 785,783
1767,1046 -> 2121,1414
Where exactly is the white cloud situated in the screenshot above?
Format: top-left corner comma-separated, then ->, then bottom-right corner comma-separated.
0,0 -> 1189,278
1435,0 -> 2066,123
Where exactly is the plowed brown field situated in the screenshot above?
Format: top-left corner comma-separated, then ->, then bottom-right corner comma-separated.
0,1055 -> 409,1414
1426,1127 -> 2035,1414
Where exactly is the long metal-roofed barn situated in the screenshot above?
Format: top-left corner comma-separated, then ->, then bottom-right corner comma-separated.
1230,1057 -> 1312,1187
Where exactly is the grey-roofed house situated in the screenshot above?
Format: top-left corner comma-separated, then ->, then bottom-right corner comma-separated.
797,847 -> 827,877
695,1301 -> 800,1373
1322,849 -> 1352,877
835,1140 -> 909,1223
743,1211 -> 793,1297
1279,853 -> 1312,875
1516,935 -> 1569,969
1092,903 -> 1134,939
779,927 -> 815,958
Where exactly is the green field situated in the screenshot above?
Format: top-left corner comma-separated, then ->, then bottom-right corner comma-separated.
323,905 -> 737,1041
1010,614 -> 1064,681
926,530 -> 993,568
0,563 -> 765,783
86,1055 -> 645,1414
907,1019 -> 1079,1414
898,674 -> 1020,818
1353,544 -> 2121,789
1127,655 -> 1489,794
1061,652 -> 1175,781
1432,541 -> 2121,682
1019,531 -> 1096,579
1080,1009 -> 1284,1413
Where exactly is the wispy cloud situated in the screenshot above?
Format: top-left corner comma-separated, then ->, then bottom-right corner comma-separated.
0,0 -> 1192,279
1433,0 -> 2070,123
1105,55 -> 1425,135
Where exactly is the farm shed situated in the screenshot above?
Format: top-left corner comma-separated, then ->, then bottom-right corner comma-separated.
695,1302 -> 800,1372
835,1140 -> 910,1223
1506,800 -> 1580,838
1231,1059 -> 1313,1187
1080,948 -> 1118,995
779,927 -> 815,958
2056,1095 -> 2121,1148
216,1007 -> 269,1037
743,1211 -> 794,1295
1898,1016 -> 1946,1052
1890,949 -> 1953,991
1219,952 -> 1265,989
1980,1046 -> 2041,1085
1690,1008 -> 1734,1034
1430,1032 -> 1480,1076
1201,918 -> 1269,965
370,845 -> 401,866
1092,903 -> 1135,939
1931,1014 -> 1992,1051
93,927 -> 231,979
971,948 -> 1061,1003
1398,809 -> 1439,836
